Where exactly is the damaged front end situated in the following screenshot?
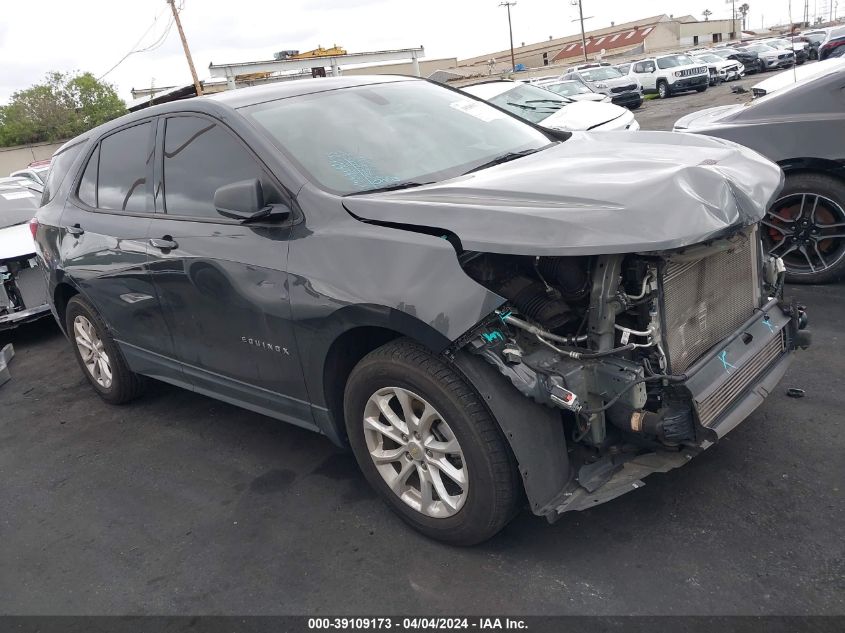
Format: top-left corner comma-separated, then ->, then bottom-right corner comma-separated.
453,226 -> 809,521
0,251 -> 50,330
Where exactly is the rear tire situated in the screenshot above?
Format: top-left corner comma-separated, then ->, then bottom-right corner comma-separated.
65,295 -> 146,404
343,339 -> 521,545
762,172 -> 845,285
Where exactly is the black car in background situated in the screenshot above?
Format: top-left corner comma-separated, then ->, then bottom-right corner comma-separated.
33,76 -> 806,544
711,47 -> 763,73
675,68 -> 845,283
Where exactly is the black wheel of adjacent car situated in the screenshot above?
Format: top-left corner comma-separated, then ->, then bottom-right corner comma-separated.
629,99 -> 642,110
810,48 -> 818,60
657,81 -> 670,99
762,172 -> 845,284
343,339 -> 521,545
65,295 -> 146,404
758,59 -> 767,73
695,85 -> 708,92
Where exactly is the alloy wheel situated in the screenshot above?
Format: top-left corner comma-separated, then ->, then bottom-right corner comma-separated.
362,386 -> 468,518
73,315 -> 113,388
762,192 -> 845,278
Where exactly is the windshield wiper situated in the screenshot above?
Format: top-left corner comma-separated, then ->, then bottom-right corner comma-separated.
462,147 -> 547,175
346,181 -> 433,196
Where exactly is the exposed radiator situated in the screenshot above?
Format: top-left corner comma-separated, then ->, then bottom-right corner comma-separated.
661,230 -> 761,373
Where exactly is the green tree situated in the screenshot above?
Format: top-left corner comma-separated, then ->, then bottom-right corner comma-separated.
0,71 -> 126,147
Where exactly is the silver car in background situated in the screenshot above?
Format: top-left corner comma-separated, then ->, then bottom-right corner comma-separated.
560,65 -> 643,109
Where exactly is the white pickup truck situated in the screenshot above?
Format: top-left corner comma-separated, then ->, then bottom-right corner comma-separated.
628,53 -> 709,98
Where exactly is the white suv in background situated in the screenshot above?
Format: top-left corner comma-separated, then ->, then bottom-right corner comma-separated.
628,53 -> 709,98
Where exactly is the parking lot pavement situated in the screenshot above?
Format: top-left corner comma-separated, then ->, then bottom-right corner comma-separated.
1,279 -> 842,616
635,82 -> 752,131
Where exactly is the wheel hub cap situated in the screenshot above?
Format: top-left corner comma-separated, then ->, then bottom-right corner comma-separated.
73,315 -> 113,389
762,192 -> 845,277
363,386 -> 468,518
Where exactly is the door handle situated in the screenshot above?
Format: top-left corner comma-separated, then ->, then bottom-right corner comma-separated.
66,224 -> 84,236
149,237 -> 178,250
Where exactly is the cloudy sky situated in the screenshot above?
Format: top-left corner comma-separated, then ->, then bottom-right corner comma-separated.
0,0 -> 805,104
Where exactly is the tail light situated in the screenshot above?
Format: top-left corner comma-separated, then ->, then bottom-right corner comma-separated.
29,216 -> 38,239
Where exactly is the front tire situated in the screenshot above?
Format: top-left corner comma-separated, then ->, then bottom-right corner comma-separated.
762,172 -> 845,284
65,295 -> 146,404
657,81 -> 669,99
344,339 -> 521,545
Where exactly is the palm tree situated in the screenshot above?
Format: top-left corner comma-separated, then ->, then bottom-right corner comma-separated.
738,3 -> 750,30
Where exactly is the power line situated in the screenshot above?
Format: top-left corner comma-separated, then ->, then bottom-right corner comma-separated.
97,5 -> 172,80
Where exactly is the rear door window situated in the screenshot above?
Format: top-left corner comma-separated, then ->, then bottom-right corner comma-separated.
97,122 -> 154,213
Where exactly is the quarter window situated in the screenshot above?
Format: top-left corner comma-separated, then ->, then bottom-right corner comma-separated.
97,122 -> 154,212
163,116 -> 263,219
77,145 -> 99,207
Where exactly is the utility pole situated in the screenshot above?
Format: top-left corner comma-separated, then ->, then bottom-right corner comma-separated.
572,0 -> 589,62
499,2 -> 517,72
167,0 -> 203,96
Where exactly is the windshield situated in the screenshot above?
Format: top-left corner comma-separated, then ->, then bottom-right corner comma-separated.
696,54 -> 722,63
485,83 -> 571,125
746,44 -> 775,53
615,64 -> 631,74
657,54 -> 695,69
242,80 -> 552,195
578,67 -> 622,81
542,81 -> 591,96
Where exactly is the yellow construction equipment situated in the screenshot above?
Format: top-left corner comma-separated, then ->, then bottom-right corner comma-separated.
291,46 -> 347,59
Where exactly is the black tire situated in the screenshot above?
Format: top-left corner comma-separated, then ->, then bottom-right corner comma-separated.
657,80 -> 670,99
763,172 -> 845,285
343,339 -> 521,546
758,60 -> 767,73
65,295 -> 146,404
629,99 -> 643,110
695,85 -> 708,93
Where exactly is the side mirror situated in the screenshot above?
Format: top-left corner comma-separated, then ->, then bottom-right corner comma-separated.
214,178 -> 290,223
214,178 -> 264,218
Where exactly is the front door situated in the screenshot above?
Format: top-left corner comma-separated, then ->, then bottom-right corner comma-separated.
147,114 -> 313,428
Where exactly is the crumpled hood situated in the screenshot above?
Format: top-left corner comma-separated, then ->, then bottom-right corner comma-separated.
343,130 -> 783,256
542,101 -> 629,130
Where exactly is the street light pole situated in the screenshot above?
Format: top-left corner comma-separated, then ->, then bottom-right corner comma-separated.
499,2 -> 517,72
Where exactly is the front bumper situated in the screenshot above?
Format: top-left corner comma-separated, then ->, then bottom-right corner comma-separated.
670,75 -> 708,91
547,298 -> 802,518
609,91 -> 643,107
0,304 -> 51,330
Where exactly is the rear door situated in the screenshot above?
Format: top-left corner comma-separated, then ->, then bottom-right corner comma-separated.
59,120 -> 178,377
146,114 -> 313,426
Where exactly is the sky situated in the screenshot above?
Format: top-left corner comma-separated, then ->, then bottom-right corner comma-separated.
0,0 -> 811,104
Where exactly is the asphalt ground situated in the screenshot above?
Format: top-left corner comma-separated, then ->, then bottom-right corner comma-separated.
1,81 -> 843,616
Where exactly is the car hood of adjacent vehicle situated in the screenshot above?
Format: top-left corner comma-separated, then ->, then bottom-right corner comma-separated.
673,104 -> 745,130
0,223 -> 36,260
541,101 -> 630,130
343,130 -> 783,256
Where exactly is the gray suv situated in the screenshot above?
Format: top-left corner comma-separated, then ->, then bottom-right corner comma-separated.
34,76 -> 807,545
561,65 -> 643,109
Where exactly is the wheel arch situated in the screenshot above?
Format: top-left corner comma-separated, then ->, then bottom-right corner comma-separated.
778,158 -> 845,185
314,305 -> 454,445
52,280 -> 80,335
